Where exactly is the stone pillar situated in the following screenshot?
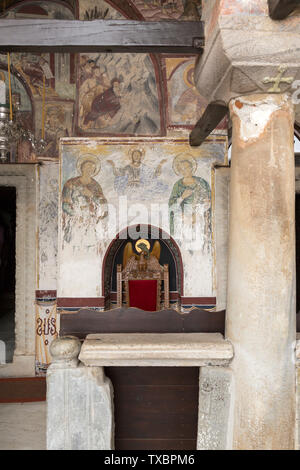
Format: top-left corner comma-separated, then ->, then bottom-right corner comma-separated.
296,338 -> 300,450
226,93 -> 296,450
47,336 -> 114,450
197,366 -> 233,450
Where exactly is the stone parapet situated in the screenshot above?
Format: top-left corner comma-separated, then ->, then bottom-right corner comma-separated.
79,332 -> 234,367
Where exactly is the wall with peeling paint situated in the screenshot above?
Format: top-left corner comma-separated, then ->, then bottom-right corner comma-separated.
58,137 -> 227,301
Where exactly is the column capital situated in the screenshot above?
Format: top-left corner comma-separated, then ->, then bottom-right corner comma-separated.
229,93 -> 294,144
50,335 -> 81,368
194,1 -> 300,123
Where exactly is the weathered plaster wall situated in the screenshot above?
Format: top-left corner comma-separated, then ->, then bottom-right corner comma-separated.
0,0 -> 228,372
58,137 -> 227,301
38,163 -> 59,291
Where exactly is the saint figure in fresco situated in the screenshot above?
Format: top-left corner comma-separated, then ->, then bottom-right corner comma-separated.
168,154 -> 211,252
62,155 -> 108,250
173,64 -> 207,124
42,106 -> 69,158
107,148 -> 167,199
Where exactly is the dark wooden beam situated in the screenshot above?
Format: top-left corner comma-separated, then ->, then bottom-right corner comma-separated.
268,0 -> 300,20
295,122 -> 300,141
0,19 -> 204,54
189,101 -> 228,147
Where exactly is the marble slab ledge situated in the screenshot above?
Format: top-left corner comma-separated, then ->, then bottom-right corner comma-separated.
79,333 -> 234,367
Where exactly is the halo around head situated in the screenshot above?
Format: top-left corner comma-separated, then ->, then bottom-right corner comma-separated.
77,154 -> 101,177
173,154 -> 197,176
135,239 -> 150,253
183,63 -> 195,88
129,147 -> 145,160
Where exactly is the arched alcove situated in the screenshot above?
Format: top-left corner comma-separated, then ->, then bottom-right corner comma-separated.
0,61 -> 34,126
102,224 -> 183,309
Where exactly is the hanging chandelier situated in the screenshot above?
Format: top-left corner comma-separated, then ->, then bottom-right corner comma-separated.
0,105 -> 47,163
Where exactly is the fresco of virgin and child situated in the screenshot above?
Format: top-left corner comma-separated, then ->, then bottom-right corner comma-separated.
62,155 -> 108,251
168,154 -> 211,252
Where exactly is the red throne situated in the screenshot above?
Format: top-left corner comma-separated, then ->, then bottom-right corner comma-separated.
116,246 -> 169,311
128,280 -> 158,311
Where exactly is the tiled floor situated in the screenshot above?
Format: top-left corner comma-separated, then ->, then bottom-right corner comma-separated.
0,402 -> 46,450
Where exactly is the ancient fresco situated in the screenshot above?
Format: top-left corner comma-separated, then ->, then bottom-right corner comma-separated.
38,163 -> 59,290
218,0 -> 267,16
77,53 -> 161,136
0,0 -> 76,104
107,148 -> 168,200
62,154 -> 108,252
13,53 -> 55,98
169,153 -> 211,253
59,137 -> 227,298
10,52 -> 76,102
79,0 -> 123,20
3,1 -> 75,19
36,100 -> 74,159
165,57 -> 208,127
80,0 -> 202,21
129,0 -> 202,20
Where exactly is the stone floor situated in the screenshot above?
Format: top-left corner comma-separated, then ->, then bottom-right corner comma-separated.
0,402 -> 46,450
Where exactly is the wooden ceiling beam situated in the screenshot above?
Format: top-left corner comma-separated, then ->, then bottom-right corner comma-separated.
268,0 -> 300,20
0,19 -> 204,54
189,102 -> 228,147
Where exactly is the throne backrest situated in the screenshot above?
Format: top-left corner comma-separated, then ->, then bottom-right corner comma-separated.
117,255 -> 169,311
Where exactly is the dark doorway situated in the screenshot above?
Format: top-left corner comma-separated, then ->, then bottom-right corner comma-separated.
0,187 -> 16,363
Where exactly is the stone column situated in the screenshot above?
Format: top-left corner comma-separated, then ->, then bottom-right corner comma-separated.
197,366 -> 233,450
47,336 -> 114,450
296,338 -> 300,450
226,93 -> 296,450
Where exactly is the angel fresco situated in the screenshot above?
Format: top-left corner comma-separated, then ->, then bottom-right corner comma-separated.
122,239 -> 162,272
62,155 -> 108,250
168,154 -> 211,252
107,148 -> 167,200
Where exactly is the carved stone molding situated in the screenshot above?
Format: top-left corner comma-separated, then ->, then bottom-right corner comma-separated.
194,3 -> 300,124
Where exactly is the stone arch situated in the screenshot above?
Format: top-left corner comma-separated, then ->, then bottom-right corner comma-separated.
102,224 -> 183,308
0,61 -> 35,130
